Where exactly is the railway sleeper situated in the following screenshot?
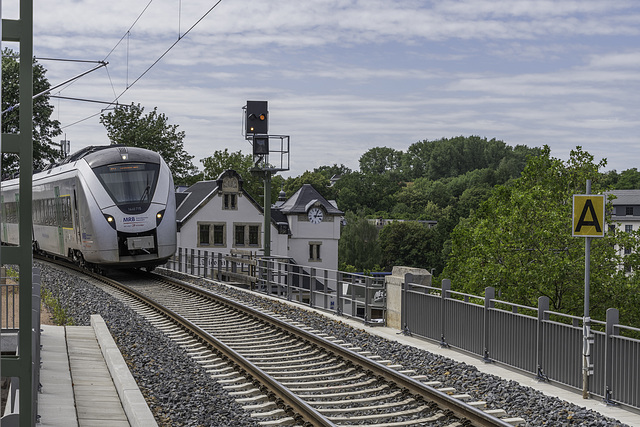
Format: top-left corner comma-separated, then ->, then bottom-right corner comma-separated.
286,378 -> 379,393
263,359 -> 341,375
222,382 -> 255,391
327,404 -> 432,422
309,389 -> 402,405
299,384 -> 389,399
318,397 -> 416,414
280,372 -> 366,388
501,417 -> 526,426
228,387 -> 262,397
235,394 -> 270,404
257,417 -> 296,426
250,408 -> 287,418
243,401 -> 278,411
270,367 -> 356,381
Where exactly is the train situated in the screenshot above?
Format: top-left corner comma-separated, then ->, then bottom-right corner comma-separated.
1,145 -> 177,272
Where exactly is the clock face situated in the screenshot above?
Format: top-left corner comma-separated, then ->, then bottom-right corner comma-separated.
308,207 -> 324,224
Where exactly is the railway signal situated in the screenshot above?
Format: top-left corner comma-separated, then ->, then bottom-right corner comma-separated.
246,100 -> 268,135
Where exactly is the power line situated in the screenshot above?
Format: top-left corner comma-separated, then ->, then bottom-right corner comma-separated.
61,0 -> 224,129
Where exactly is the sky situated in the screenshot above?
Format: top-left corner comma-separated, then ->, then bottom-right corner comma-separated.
3,0 -> 639,178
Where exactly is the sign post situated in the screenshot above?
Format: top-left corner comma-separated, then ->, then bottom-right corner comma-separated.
572,181 -> 605,399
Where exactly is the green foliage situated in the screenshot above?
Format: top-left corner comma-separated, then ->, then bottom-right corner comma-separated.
41,288 -> 74,326
378,220 -> 439,271
100,103 -> 198,185
338,212 -> 381,271
443,146 -> 640,325
359,147 -> 405,176
334,172 -> 403,215
1,48 -> 62,176
403,136 -> 540,181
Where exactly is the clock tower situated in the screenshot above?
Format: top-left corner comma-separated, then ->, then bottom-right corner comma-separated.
276,184 -> 343,270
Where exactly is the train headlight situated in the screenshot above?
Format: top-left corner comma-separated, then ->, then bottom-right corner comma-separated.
104,214 -> 117,230
156,210 -> 165,226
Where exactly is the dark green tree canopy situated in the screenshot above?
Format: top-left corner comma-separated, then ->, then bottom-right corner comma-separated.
1,48 -> 62,176
443,146 -> 640,326
100,103 -> 197,185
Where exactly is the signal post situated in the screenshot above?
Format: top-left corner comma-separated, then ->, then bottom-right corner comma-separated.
243,101 -> 290,257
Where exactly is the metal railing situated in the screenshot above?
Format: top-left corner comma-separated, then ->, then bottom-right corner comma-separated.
166,248 -> 386,324
401,275 -> 640,410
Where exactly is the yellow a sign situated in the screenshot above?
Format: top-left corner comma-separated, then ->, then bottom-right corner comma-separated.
572,195 -> 605,237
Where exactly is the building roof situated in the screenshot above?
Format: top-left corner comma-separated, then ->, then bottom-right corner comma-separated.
176,180 -> 219,223
606,190 -> 640,205
278,184 -> 344,215
175,169 -> 290,234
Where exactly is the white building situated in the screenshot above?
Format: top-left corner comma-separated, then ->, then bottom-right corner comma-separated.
175,170 -> 343,271
608,190 -> 640,234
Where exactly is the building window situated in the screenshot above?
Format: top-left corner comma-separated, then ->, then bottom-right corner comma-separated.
249,225 -> 259,246
213,225 -> 224,246
626,224 -> 633,233
624,247 -> 632,255
197,222 -> 226,247
309,241 -> 322,262
626,206 -> 634,216
235,225 -> 245,246
232,223 -> 262,248
223,193 -> 237,210
199,224 -> 210,246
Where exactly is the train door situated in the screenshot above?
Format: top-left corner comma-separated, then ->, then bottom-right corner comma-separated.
1,195 -> 5,242
73,188 -> 81,244
54,186 -> 64,255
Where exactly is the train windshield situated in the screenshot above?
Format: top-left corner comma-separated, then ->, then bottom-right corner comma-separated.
94,162 -> 160,213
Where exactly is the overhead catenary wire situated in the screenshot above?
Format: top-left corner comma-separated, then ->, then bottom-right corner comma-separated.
61,0 -> 224,129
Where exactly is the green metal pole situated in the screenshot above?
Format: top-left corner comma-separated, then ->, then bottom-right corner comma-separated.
263,171 -> 271,257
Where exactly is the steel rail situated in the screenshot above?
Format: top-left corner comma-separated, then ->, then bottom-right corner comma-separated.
38,258 -> 334,427
155,274 -> 515,427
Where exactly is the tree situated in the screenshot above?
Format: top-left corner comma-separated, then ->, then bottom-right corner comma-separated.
359,147 -> 404,176
378,220 -> 438,271
443,146 -> 640,325
100,103 -> 198,185
1,48 -> 62,176
338,211 -> 381,271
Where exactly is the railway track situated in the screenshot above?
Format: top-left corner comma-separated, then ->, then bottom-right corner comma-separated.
43,259 -> 524,426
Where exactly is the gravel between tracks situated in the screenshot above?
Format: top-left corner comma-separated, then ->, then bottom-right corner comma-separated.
38,262 -> 628,427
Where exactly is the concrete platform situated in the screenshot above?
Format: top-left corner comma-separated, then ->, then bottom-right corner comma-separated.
38,315 -> 157,427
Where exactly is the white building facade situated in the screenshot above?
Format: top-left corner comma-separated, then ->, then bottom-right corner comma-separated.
175,170 -> 342,270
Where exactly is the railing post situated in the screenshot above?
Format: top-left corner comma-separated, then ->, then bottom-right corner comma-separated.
401,273 -> 414,335
604,308 -> 619,404
203,251 -> 208,279
440,279 -> 451,347
217,252 -> 223,281
336,271 -> 343,315
190,248 -> 195,275
286,263 -> 292,301
197,249 -> 201,277
364,275 -> 372,322
537,296 -> 550,381
309,268 -> 316,308
178,248 -> 182,273
483,286 -> 495,362
324,269 -> 329,311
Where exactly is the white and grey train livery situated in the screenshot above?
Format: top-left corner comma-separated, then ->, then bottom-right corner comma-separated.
1,145 -> 177,271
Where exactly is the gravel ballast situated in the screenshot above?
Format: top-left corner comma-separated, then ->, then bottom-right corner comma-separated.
38,262 -> 629,426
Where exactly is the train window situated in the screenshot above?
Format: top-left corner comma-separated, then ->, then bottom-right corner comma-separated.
94,163 -> 160,211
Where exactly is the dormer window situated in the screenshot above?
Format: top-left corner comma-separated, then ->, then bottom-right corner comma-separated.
626,206 -> 634,216
223,193 -> 237,210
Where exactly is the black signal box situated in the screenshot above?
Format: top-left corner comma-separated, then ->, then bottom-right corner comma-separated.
246,101 -> 268,135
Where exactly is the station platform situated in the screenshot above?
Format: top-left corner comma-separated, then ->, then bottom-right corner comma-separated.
38,315 -> 157,427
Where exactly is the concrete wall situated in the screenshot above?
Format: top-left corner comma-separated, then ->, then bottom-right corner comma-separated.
385,266 -> 431,330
